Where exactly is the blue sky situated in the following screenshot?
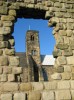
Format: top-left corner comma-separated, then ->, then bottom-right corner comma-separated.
13,18 -> 55,55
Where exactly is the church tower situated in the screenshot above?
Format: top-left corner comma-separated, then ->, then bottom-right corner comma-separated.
26,30 -> 41,66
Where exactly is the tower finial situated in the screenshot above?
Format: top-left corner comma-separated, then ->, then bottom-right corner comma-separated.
29,25 -> 30,30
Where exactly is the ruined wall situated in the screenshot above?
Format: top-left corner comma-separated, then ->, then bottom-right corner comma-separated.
0,0 -> 73,80
0,81 -> 74,100
0,0 -> 74,99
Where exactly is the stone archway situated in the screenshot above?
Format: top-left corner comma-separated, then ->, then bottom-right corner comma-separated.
0,0 -> 74,82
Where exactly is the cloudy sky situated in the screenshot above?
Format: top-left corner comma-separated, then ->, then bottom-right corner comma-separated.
13,18 -> 55,55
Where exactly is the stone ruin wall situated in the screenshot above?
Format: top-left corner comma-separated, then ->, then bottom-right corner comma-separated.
0,0 -> 74,99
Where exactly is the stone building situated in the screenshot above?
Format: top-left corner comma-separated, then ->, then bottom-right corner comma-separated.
16,30 -> 55,82
16,30 -> 41,82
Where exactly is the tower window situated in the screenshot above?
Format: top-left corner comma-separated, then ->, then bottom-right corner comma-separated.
31,50 -> 37,56
31,35 -> 34,41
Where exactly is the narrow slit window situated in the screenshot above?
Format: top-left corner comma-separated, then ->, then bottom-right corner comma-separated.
31,35 -> 34,41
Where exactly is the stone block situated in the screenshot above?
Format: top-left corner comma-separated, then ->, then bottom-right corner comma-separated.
5,48 -> 15,56
67,23 -> 74,30
28,91 -> 41,100
56,43 -> 69,50
3,66 -> 12,74
63,23 -> 67,30
71,66 -> 74,73
0,83 -> 3,92
0,27 -> 3,35
0,6 -> 8,15
32,82 -> 43,90
55,90 -> 71,100
3,21 -> 13,27
70,44 -> 74,50
59,30 -> 67,36
66,30 -> 73,37
0,41 -> 9,49
20,83 -> 32,91
71,73 -> 74,80
14,93 -> 26,100
71,90 -> 74,100
1,15 -> 15,21
0,35 -> 4,41
64,65 -> 71,72
54,12 -> 63,17
54,2 -> 62,7
8,38 -> 15,46
3,27 -> 11,35
45,11 -> 54,19
1,94 -> 12,100
9,3 -> 20,10
57,81 -> 70,89
71,81 -> 74,89
8,74 -> 15,82
45,2 -> 53,8
9,56 -> 20,66
9,10 -> 16,16
1,74 -> 7,82
24,0 -> 37,3
0,56 -> 8,66
63,49 -> 73,56
0,67 -> 2,74
56,66 -> 64,73
3,82 -> 18,92
67,56 -> 74,65
64,36 -> 70,44
0,50 -> 3,55
0,21 -> 2,27
27,4 -> 35,8
51,73 -> 62,80
57,56 -> 67,65
12,67 -> 22,74
44,81 -> 57,90
55,35 -> 64,43
59,18 -> 66,23
62,72 -> 71,80
53,50 -> 62,58
41,91 -> 54,100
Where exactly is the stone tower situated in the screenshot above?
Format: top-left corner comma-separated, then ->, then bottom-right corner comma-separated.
26,30 -> 41,66
26,30 -> 41,81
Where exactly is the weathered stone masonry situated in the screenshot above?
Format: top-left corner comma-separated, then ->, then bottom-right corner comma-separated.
0,0 -> 74,99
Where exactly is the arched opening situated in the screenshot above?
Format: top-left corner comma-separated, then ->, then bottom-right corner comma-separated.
31,50 -> 37,56
12,7 -> 56,82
